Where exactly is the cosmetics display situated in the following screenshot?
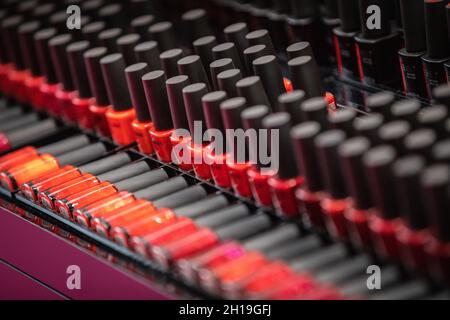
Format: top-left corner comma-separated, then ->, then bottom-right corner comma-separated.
0,0 -> 449,301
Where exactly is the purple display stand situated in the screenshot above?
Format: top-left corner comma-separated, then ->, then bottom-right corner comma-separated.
0,206 -> 175,300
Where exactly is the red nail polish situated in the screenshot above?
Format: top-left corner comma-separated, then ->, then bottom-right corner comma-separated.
101,54 -> 136,145
292,122 -> 327,229
144,70 -> 177,161
242,105 -> 273,206
364,145 -> 401,261
84,47 -> 112,137
264,113 -> 303,217
316,130 -> 351,240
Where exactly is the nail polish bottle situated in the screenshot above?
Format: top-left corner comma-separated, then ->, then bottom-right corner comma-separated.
264,113 -> 303,218
81,21 -> 107,46
328,108 -> 358,137
252,55 -> 285,111
18,21 -> 45,107
67,41 -> 97,130
0,11 -> 12,96
101,53 -> 136,145
223,22 -> 249,75
339,137 -> 374,250
398,0 -> 428,98
166,75 -> 192,170
404,129 -> 437,163
243,45 -> 271,76
422,165 -> 450,284
98,3 -> 127,29
333,0 -> 361,80
1,142 -> 106,192
242,105 -> 273,206
315,130 -> 351,240
288,56 -> 336,111
134,41 -> 161,71
84,47 -> 111,137
194,36 -> 217,83
212,43 -> 244,74
98,28 -> 123,52
245,29 -> 276,56
182,8 -> 213,44
353,113 -> 384,145
124,63 -> 154,155
210,59 -> 234,92
291,122 -> 327,230
0,118 -> 59,155
393,156 -> 430,274
178,55 -> 211,89
202,91 -> 231,188
183,83 -> 212,179
217,69 -> 243,98
364,145 -> 401,261
160,48 -> 184,78
117,34 -> 141,66
422,0 -> 450,98
366,91 -> 395,120
221,97 -> 252,197
391,99 -> 421,129
418,105 -> 449,140
278,90 -> 306,125
143,70 -> 177,161
322,0 -> 341,67
354,0 -> 402,87
378,121 -> 411,157
149,22 -> 178,52
130,15 -> 154,40
300,97 -> 330,128
236,76 -> 270,108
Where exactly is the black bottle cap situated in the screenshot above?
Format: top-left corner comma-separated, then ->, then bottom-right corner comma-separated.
328,108 -> 357,137
100,53 -> 132,111
34,28 -> 58,84
289,0 -> 319,18
323,0 -> 339,19
245,29 -> 276,56
404,129 -> 437,162
212,42 -> 244,73
125,63 -> 151,122
182,8 -> 212,42
49,34 -> 75,91
424,0 -> 450,58
363,145 -> 398,219
6,119 -> 59,149
399,0 -> 426,53
216,214 -> 273,241
130,0 -> 155,17
152,185 -> 208,209
81,0 -> 104,18
134,41 -> 161,70
99,3 -> 127,28
221,97 -> 248,162
300,97 -> 329,127
288,56 -> 324,98
421,164 -> 450,241
160,48 -> 184,78
130,15 -> 155,39
291,121 -> 323,191
178,55 -> 210,88
378,121 -> 411,156
57,142 -> 107,167
117,33 -> 141,66
174,195 -> 229,219
243,44 -> 271,76
286,42 -> 314,60
433,84 -> 450,107
366,91 -> 395,120
49,11 -> 68,32
98,28 -> 123,52
166,75 -> 190,131
16,0 -> 36,18
432,139 -> 450,164
67,41 -> 92,98
210,58 -> 234,91
84,47 -> 110,106
358,0 -> 392,38
418,105 -> 449,139
194,35 -> 217,80
143,70 -> 174,131
236,76 -> 271,107
18,21 -> 41,76
183,83 -> 209,138
224,22 -> 249,72
32,3 -> 57,22
202,91 -> 228,135
278,90 -> 306,125
391,99 -> 421,128
135,176 -> 188,202
315,130 -> 347,199
78,153 -> 132,175
217,69 -> 243,98
97,161 -> 151,183
243,224 -> 301,252
242,105 -> 271,169
149,21 -> 177,52
252,55 -> 285,111
37,134 -> 90,155
195,203 -> 250,229
263,112 -> 299,179
338,137 -> 373,209
81,21 -> 106,46
115,168 -> 169,193
393,155 -> 428,230
353,113 -> 384,145
337,0 -> 361,32
2,15 -> 25,70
